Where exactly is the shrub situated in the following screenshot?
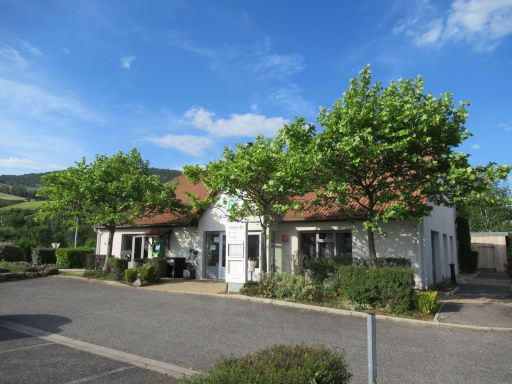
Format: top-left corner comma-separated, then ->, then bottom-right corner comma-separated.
138,264 -> 157,284
375,257 -> 411,268
239,281 -> 261,296
56,248 -> 95,269
32,248 -> 56,265
416,290 -> 439,314
259,273 -> 313,301
0,242 -> 25,262
335,266 -> 378,307
85,254 -> 106,270
371,267 -> 414,313
37,264 -> 59,276
125,268 -> 138,284
305,258 -> 337,283
105,257 -> 128,281
148,258 -> 166,279
182,344 -> 351,384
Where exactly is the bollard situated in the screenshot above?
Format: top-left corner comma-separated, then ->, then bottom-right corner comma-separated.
449,263 -> 457,285
367,313 -> 377,384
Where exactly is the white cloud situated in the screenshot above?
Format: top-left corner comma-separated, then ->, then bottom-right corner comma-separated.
184,107 -> 287,137
18,39 -> 44,57
0,45 -> 28,69
0,78 -> 103,122
499,122 -> 512,132
268,84 -> 316,116
470,144 -> 480,150
144,134 -> 214,156
394,0 -> 512,51
120,56 -> 136,70
0,157 -> 63,170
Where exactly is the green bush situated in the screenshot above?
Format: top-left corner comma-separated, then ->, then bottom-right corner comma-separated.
416,291 -> 439,314
335,266 -> 378,307
32,248 -> 56,265
138,264 -> 157,284
371,267 -> 415,313
0,242 -> 25,262
182,344 -> 351,384
105,257 -> 128,281
148,258 -> 166,279
375,257 -> 411,268
239,281 -> 261,296
305,258 -> 337,283
259,273 -> 312,301
124,268 -> 138,284
56,248 -> 95,268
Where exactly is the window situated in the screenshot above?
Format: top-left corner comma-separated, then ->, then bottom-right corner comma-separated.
300,232 -> 352,258
121,235 -> 133,251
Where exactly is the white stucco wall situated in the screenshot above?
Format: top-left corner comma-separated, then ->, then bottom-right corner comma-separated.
96,228 -> 145,257
420,204 -> 457,287
271,220 -> 422,286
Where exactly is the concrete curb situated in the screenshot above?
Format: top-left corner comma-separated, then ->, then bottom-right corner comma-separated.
51,275 -> 512,333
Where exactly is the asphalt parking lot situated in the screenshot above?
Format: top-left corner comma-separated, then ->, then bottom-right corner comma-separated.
0,327 -> 177,384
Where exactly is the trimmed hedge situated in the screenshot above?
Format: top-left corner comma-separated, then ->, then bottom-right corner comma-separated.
32,248 -> 56,265
182,344 -> 351,384
0,242 -> 25,262
56,248 -> 95,269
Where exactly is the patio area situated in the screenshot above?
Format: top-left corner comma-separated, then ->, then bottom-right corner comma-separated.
141,278 -> 227,295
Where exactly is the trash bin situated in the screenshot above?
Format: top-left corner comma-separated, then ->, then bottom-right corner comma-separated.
172,257 -> 186,278
449,263 -> 457,285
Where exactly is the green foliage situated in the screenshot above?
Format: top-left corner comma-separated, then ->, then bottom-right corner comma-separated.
55,247 -> 95,268
239,281 -> 261,296
375,257 -> 411,268
147,258 -> 166,279
258,273 -> 324,302
105,257 -> 128,281
0,242 -> 25,262
37,149 -> 183,257
314,65 -> 509,265
456,217 -> 479,273
85,254 -> 103,270
124,268 -> 138,284
305,258 -> 337,283
182,344 -> 351,384
0,260 -> 37,273
416,291 -> 439,315
31,248 -> 56,265
138,264 -> 157,284
326,266 -> 414,312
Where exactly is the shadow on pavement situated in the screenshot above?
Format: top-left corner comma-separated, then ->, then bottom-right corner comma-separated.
0,314 -> 71,341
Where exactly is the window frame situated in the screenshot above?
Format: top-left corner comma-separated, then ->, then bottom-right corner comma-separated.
299,230 -> 352,258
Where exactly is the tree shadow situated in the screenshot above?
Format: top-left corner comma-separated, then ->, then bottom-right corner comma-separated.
0,314 -> 71,341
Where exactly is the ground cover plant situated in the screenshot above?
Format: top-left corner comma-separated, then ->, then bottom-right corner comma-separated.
182,344 -> 351,384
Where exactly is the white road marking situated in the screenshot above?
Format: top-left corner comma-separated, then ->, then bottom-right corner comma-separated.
0,319 -> 200,379
0,342 -> 54,354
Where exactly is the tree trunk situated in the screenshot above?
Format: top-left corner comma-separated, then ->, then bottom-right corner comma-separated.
74,217 -> 79,248
104,226 -> 115,271
367,227 -> 377,268
261,223 -> 269,273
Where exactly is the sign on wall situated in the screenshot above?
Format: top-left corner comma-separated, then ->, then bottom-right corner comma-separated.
225,222 -> 247,284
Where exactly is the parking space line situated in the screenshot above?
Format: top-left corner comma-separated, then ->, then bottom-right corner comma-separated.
0,342 -> 54,354
0,319 -> 200,379
64,366 -> 135,384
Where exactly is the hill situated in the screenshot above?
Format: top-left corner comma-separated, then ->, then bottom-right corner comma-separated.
0,192 -> 27,201
0,201 -> 44,212
0,167 -> 182,188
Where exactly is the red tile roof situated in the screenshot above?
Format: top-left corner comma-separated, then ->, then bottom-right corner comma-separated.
134,175 -> 211,227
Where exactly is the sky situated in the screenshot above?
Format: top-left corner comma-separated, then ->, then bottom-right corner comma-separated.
0,0 -> 511,175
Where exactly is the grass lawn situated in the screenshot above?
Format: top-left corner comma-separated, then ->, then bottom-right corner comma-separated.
0,200 -> 44,211
0,192 -> 26,201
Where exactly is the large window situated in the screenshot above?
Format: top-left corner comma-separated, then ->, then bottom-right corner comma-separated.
299,232 -> 352,258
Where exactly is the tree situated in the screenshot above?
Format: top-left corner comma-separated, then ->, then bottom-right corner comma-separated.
315,66 -> 510,267
37,149 -> 183,259
184,118 -> 315,273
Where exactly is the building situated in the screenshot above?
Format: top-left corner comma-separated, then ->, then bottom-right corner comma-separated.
95,175 -> 458,291
470,232 -> 509,272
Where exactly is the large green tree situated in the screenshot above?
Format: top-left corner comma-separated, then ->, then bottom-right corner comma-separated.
315,66 -> 510,266
184,118 -> 315,272
37,149 -> 183,258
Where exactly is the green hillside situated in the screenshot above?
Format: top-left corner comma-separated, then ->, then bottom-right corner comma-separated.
0,192 -> 27,201
0,200 -> 44,211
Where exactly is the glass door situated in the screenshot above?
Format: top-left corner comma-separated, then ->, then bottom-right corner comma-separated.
204,232 -> 225,280
247,233 -> 261,281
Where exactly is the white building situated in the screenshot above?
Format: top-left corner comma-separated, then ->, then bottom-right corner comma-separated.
95,175 -> 458,291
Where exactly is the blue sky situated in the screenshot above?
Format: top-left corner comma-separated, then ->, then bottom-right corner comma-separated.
0,0 -> 511,175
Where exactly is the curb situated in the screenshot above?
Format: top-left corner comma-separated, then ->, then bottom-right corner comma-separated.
51,275 -> 512,333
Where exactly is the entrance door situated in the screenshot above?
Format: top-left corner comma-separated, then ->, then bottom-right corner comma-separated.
477,246 -> 495,270
247,233 -> 261,281
205,232 -> 226,280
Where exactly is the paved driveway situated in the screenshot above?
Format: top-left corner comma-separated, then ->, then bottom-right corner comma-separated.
1,277 -> 511,384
